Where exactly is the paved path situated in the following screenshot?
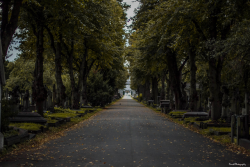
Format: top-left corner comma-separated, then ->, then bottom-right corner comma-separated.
1,96 -> 250,167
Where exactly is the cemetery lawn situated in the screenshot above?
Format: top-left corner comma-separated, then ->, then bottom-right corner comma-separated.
46,113 -> 78,118
2,130 -> 19,138
9,123 -> 46,131
0,101 -> 116,157
135,98 -> 250,156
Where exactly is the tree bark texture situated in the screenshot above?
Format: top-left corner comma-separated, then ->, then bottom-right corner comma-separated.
145,80 -> 150,101
67,42 -> 80,109
81,41 -> 90,106
161,72 -> 166,100
55,36 -> 66,107
152,77 -> 158,104
167,50 -> 182,110
32,13 -> 47,116
209,58 -> 222,120
166,77 -> 170,100
207,3 -> 224,120
189,48 -> 197,111
0,0 -> 23,60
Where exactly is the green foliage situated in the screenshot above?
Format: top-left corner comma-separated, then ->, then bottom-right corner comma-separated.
138,93 -> 143,101
5,57 -> 56,92
53,107 -> 72,113
9,123 -> 45,131
45,118 -> 57,123
87,71 -> 114,107
46,113 -> 77,118
3,129 -> 19,138
1,99 -> 19,132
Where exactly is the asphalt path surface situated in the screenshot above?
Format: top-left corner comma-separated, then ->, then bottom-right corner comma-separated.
1,96 -> 250,167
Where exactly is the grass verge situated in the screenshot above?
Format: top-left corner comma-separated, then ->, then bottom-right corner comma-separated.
133,97 -> 250,156
0,98 -> 121,159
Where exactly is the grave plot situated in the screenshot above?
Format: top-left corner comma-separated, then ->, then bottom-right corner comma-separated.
9,112 -> 47,125
9,123 -> 47,134
168,110 -> 188,118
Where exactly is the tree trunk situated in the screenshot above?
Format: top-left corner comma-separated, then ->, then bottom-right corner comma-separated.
166,77 -> 170,100
81,45 -> 88,106
1,0 -> 23,60
32,15 -> 47,116
55,36 -> 66,107
145,80 -> 150,101
189,48 -> 197,111
161,72 -> 166,100
82,75 -> 88,105
209,58 -> 222,120
67,45 -> 80,109
167,50 -> 182,110
152,77 -> 158,104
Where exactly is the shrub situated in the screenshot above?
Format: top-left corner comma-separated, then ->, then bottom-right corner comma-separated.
87,72 -> 114,107
1,99 -> 19,132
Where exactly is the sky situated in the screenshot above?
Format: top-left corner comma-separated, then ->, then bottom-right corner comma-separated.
7,0 -> 140,62
123,0 -> 140,26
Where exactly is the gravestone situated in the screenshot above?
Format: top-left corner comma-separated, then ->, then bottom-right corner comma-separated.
23,90 -> 30,112
160,100 -> 170,114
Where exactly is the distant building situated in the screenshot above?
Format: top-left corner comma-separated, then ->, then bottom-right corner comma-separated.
118,77 -> 136,96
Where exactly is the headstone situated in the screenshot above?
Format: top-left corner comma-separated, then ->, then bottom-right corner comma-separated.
23,90 -> 30,112
160,100 -> 170,114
